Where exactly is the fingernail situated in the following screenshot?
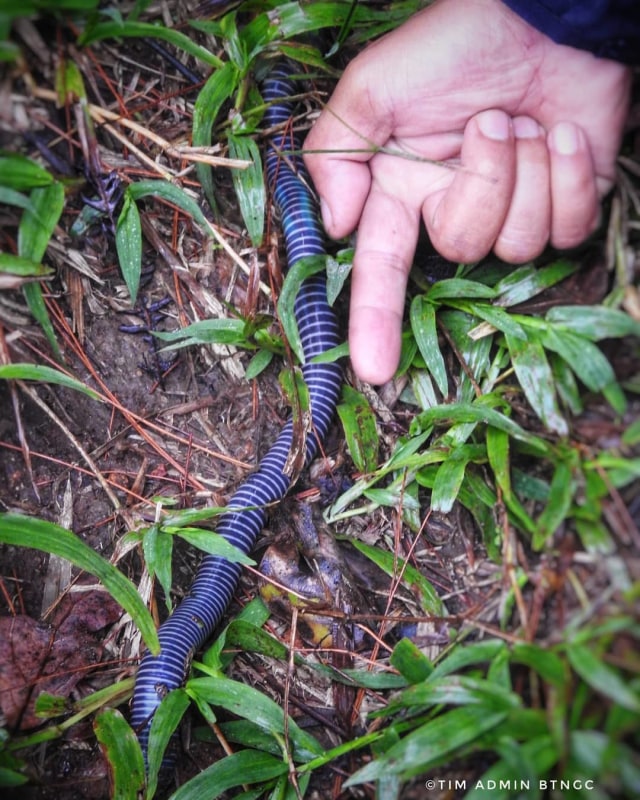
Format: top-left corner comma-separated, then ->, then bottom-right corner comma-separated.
513,116 -> 543,139
320,198 -> 333,231
477,110 -> 511,142
551,122 -> 579,155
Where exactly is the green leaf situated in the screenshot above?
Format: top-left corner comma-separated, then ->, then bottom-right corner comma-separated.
245,348 -> 274,379
0,514 -> 159,655
18,181 -> 65,355
277,255 -> 326,362
412,401 -> 551,456
0,363 -> 100,399
93,708 -> 145,799
337,385 -> 379,473
533,456 -> 576,549
146,689 -> 191,800
228,133 -> 265,246
567,644 -> 640,713
431,447 -> 471,513
0,152 -> 54,190
351,540 -> 445,616
170,750 -> 288,800
186,676 -> 322,760
430,640 -> 506,679
79,19 -> 223,67
427,278 -> 496,301
486,426 -> 511,498
390,638 -> 433,684
463,301 -> 527,340
410,295 -> 448,396
18,181 -> 64,264
386,675 -> 521,715
0,253 -> 51,277
543,327 -> 616,394
115,190 -> 142,303
510,642 -> 567,687
325,251 -> 352,305
155,318 -> 248,349
346,706 -> 508,783
506,330 -> 568,436
546,304 -> 640,340
192,62 -> 240,208
142,524 -> 174,611
494,259 -> 576,307
55,56 -> 87,103
174,528 -> 255,564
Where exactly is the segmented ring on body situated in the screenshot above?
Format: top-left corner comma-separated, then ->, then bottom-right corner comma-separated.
130,62 -> 343,762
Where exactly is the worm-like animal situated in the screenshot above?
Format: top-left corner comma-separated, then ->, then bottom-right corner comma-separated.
130,62 -> 343,761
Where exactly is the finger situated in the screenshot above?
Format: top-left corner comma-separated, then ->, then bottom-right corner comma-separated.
547,122 -> 599,249
349,188 -> 420,384
494,116 -> 551,263
304,60 -> 393,240
423,109 -> 516,263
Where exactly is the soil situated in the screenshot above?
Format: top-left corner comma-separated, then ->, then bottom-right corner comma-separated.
1,6 -> 640,800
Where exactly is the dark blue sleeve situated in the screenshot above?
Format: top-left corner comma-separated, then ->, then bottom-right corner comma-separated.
502,0 -> 640,63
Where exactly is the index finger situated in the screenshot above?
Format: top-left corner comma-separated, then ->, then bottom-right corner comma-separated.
349,183 -> 420,384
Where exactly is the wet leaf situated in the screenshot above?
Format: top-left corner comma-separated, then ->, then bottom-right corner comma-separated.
79,19 -> 223,67
187,676 -> 322,759
346,706 -> 508,783
325,251 -> 352,305
427,278 -> 496,301
115,190 -> 142,303
18,181 -> 64,355
546,304 -> 640,340
0,514 -> 159,655
494,260 -> 576,307
155,318 -> 248,349
337,385 -> 379,473
245,347 -> 274,379
170,750 -> 288,800
543,327 -> 616,393
0,253 -> 51,277
228,133 -> 265,246
0,363 -> 100,399
390,638 -> 433,684
142,524 -> 174,611
533,456 -> 576,549
410,295 -> 448,396
94,708 -> 145,799
172,528 -> 255,564
567,645 -> 640,713
192,61 -> 240,208
146,689 -> 191,800
431,447 -> 471,513
506,330 -> 568,436
510,643 -> 567,687
0,153 -> 54,191
352,540 -> 445,616
277,255 -> 326,362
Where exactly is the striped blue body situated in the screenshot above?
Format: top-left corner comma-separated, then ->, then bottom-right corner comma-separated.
130,63 -> 343,758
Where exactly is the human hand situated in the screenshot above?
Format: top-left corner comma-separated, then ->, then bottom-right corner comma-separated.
303,0 -> 631,384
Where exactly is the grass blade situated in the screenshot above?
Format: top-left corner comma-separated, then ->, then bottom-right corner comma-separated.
93,708 -> 145,799
115,189 -> 142,303
228,133 -> 265,246
410,295 -> 448,396
0,363 -> 100,399
0,513 -> 159,655
337,385 -> 379,473
506,330 -> 568,436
